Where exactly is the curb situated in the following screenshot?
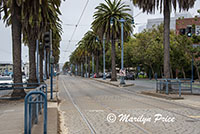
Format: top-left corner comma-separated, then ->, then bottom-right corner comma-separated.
91,78 -> 134,87
141,91 -> 184,100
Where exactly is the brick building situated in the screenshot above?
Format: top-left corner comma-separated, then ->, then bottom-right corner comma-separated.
176,17 -> 200,36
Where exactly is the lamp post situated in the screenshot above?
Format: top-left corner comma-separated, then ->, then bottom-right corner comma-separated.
85,56 -> 88,78
75,64 -> 78,76
50,29 -> 53,100
192,55 -> 194,82
36,39 -> 40,84
44,47 -> 46,80
81,62 -> 83,77
103,34 -> 106,80
110,17 -> 134,85
92,53 -> 94,78
119,18 -> 125,84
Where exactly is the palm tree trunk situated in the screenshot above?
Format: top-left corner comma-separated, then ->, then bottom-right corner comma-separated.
194,61 -> 200,80
11,0 -> 26,98
39,47 -> 44,82
28,38 -> 37,83
170,67 -> 173,78
163,0 -> 171,79
150,64 -> 155,78
182,67 -> 186,79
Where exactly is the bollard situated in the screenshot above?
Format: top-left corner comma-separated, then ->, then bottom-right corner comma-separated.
179,81 -> 181,97
166,80 -> 169,95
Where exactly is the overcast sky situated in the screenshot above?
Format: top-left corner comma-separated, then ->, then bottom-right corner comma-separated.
0,0 -> 200,64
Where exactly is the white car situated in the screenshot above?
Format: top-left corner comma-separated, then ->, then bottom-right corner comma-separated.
22,76 -> 28,83
0,76 -> 13,87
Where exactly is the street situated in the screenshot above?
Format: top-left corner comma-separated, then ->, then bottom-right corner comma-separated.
58,75 -> 200,134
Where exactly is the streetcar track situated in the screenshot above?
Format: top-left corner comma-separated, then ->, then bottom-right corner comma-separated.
81,78 -> 200,121
61,76 -> 200,134
61,80 -> 97,134
67,76 -> 152,134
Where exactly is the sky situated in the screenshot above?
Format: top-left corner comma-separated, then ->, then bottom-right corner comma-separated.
0,0 -> 200,64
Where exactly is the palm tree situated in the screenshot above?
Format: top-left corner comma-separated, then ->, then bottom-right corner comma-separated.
0,0 -> 26,97
21,0 -> 62,83
82,30 -> 102,77
92,0 -> 133,81
132,0 -> 196,78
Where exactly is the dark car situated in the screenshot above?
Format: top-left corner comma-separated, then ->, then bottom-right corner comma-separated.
125,73 -> 135,80
106,72 -> 111,78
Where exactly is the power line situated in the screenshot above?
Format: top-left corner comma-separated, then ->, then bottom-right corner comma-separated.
69,0 -> 90,43
62,23 -> 90,26
134,11 -> 143,18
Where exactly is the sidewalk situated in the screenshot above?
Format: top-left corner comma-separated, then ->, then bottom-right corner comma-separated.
32,76 -> 59,134
92,78 -> 134,87
0,76 -> 59,134
0,99 -> 24,134
92,77 -> 200,108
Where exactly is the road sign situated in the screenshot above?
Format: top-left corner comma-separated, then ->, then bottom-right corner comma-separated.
196,25 -> 200,36
120,69 -> 126,76
192,44 -> 200,48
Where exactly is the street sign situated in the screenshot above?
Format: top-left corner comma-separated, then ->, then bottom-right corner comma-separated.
120,69 -> 126,76
192,44 -> 200,48
196,25 -> 200,36
50,56 -> 54,64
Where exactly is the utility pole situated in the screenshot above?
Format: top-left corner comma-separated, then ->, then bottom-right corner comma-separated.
50,29 -> 53,100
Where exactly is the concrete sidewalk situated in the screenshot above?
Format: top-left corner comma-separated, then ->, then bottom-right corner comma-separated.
0,76 -> 59,134
32,102 -> 58,134
92,78 -> 134,87
32,77 -> 59,134
0,99 -> 24,134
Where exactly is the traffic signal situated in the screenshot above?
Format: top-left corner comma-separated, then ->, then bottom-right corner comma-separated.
187,27 -> 192,37
44,32 -> 50,48
118,42 -> 121,49
179,28 -> 186,35
186,26 -> 195,37
132,19 -> 134,24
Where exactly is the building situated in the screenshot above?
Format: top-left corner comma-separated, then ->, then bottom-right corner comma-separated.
0,62 -> 13,75
146,12 -> 192,30
176,17 -> 200,36
22,62 -> 29,77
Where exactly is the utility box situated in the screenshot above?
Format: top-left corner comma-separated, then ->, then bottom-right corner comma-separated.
50,56 -> 54,64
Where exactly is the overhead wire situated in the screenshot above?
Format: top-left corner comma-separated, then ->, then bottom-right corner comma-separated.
68,0 -> 90,44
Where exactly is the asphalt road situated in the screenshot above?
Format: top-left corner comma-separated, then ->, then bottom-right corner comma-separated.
58,75 -> 200,134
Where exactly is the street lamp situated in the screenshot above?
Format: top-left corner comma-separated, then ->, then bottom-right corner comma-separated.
110,17 -> 134,85
103,34 -> 106,80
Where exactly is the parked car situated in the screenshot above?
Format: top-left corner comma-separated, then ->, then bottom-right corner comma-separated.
106,72 -> 111,78
125,72 -> 135,80
0,76 -> 13,88
22,76 -> 28,83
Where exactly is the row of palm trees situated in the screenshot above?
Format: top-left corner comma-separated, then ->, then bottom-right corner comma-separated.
69,0 -> 196,81
70,0 -> 133,81
0,0 -> 62,97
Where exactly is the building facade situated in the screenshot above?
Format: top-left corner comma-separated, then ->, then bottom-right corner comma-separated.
176,17 -> 200,36
0,62 -> 13,75
146,12 -> 192,30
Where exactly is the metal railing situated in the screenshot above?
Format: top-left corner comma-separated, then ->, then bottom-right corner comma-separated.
24,84 -> 47,134
0,83 -> 41,98
156,78 -> 192,97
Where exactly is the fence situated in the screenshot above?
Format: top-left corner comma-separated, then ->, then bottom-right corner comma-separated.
156,78 -> 192,97
24,84 -> 47,134
0,83 -> 42,99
